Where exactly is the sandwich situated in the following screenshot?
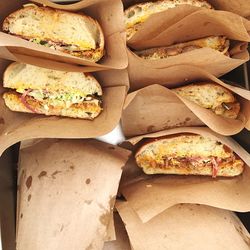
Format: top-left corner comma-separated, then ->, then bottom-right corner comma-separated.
125,0 -> 213,39
135,134 -> 244,177
2,62 -> 103,119
134,36 -> 230,59
173,82 -> 240,119
2,4 -> 104,62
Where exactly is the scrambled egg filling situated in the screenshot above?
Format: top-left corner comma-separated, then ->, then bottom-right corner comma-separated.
16,88 -> 101,108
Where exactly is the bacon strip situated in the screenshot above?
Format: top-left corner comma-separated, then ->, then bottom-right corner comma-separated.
20,89 -> 37,113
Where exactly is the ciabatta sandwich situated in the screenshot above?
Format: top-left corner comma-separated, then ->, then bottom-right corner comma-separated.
173,82 -> 240,119
125,0 -> 213,39
3,62 -> 102,119
134,36 -> 230,59
135,134 -> 244,177
2,4 -> 104,62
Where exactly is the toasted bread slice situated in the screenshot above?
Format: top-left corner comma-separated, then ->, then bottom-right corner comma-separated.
135,36 -> 230,59
3,5 -> 104,62
135,134 -> 244,177
3,62 -> 102,96
173,82 -> 240,119
125,0 -> 213,39
3,62 -> 103,119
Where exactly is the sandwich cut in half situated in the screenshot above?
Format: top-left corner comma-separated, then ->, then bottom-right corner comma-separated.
2,62 -> 103,119
2,4 -> 104,62
173,82 -> 240,119
135,134 -> 245,177
134,36 -> 230,59
125,0 -> 213,39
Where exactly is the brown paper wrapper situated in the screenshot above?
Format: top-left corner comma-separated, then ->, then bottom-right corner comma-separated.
16,139 -> 131,250
116,201 -> 250,250
128,8 -> 250,48
119,127 -> 250,222
0,58 -> 129,156
122,65 -> 250,136
122,0 -> 250,18
0,0 -> 128,72
126,6 -> 250,80
103,212 -> 131,250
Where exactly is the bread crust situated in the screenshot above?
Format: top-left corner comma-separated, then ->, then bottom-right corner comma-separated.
3,62 -> 102,96
135,134 -> 244,177
3,91 -> 102,119
173,82 -> 240,119
135,36 -> 230,59
125,0 -> 213,39
3,5 -> 104,62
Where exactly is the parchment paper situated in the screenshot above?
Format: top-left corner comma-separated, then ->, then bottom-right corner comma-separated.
16,139 -> 131,250
116,201 -> 250,250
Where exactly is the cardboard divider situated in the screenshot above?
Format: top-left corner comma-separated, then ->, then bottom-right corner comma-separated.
122,65 -> 250,137
0,0 -> 128,72
119,127 -> 250,222
0,58 -> 129,156
116,201 -> 250,250
16,139 -> 131,250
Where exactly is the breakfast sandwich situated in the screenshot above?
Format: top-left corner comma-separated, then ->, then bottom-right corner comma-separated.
2,62 -> 103,119
2,4 -> 104,62
135,134 -> 244,177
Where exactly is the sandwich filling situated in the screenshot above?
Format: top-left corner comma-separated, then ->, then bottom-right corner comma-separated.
135,134 -> 244,177
3,89 -> 102,119
125,0 -> 213,39
135,36 -> 230,59
28,38 -> 104,62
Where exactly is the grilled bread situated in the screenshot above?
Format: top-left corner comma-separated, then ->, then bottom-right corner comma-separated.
2,5 -> 104,62
135,134 -> 244,177
3,62 -> 102,119
134,36 -> 230,59
125,0 -> 213,39
173,82 -> 240,119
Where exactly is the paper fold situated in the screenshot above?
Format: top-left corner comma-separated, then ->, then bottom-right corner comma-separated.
116,201 -> 250,250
